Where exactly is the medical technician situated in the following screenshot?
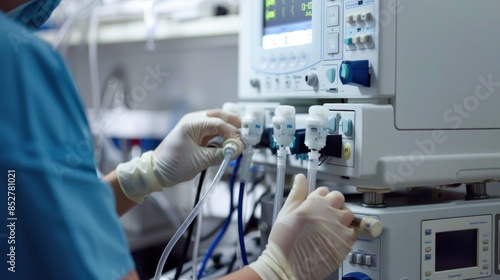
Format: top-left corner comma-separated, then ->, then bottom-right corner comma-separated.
0,1 -> 358,279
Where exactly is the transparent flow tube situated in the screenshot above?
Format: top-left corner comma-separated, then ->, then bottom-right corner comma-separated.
88,4 -> 101,118
272,147 -> 287,224
153,153 -> 233,280
307,150 -> 320,194
191,205 -> 203,280
239,146 -> 254,184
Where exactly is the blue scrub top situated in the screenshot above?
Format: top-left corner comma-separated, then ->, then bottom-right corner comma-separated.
0,13 -> 135,279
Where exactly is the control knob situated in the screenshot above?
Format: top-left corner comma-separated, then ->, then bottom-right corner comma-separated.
305,72 -> 318,86
250,78 -> 260,89
339,60 -> 370,87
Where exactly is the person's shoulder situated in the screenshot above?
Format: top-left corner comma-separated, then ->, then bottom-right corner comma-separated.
0,13 -> 59,64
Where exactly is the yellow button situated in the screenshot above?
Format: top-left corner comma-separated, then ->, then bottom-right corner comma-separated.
344,143 -> 352,160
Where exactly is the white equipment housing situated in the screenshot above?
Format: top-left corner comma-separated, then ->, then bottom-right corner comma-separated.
238,0 -> 500,189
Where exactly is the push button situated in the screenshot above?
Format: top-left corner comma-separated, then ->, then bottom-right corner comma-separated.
326,6 -> 340,27
343,143 -> 352,160
345,14 -> 355,23
342,119 -> 353,136
364,255 -> 372,266
360,35 -> 371,43
326,68 -> 336,83
325,33 -> 339,54
361,12 -> 373,21
355,253 -> 363,264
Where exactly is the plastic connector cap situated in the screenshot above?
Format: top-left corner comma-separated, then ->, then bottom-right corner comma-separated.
305,105 -> 329,150
223,138 -> 243,159
360,217 -> 383,238
273,105 -> 296,147
241,106 -> 265,146
351,217 -> 383,238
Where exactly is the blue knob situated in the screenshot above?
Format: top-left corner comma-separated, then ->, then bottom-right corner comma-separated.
339,60 -> 370,87
342,272 -> 372,280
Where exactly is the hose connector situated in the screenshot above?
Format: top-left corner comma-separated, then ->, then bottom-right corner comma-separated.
241,105 -> 265,147
272,105 -> 296,148
351,216 -> 383,238
305,105 -> 329,151
223,138 -> 243,159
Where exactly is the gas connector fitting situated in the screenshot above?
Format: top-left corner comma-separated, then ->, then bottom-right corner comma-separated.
223,138 -> 243,159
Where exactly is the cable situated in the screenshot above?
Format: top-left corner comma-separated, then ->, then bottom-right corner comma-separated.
174,170 -> 207,280
237,181 -> 248,265
197,154 -> 242,279
197,161 -> 263,279
226,188 -> 271,275
197,166 -> 266,278
237,105 -> 265,267
153,140 -> 241,280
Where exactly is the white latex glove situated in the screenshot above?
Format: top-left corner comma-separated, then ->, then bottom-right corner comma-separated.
116,109 -> 242,203
249,174 -> 358,280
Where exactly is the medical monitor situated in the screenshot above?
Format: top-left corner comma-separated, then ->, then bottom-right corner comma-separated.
262,0 -> 313,50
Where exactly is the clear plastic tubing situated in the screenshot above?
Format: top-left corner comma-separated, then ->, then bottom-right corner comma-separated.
305,105 -> 328,194
272,147 -> 287,224
307,150 -> 320,194
154,153 -> 233,280
191,203 -> 203,280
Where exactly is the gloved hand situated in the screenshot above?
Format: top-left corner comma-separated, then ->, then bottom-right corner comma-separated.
249,174 -> 358,280
116,109 -> 242,204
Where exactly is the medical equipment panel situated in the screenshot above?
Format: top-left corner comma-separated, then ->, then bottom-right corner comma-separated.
238,0 -> 500,189
341,194 -> 500,280
240,0 -> 385,99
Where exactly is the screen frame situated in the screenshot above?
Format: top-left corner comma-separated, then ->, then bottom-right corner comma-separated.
251,0 -> 323,75
262,0 -> 313,50
421,215 -> 492,279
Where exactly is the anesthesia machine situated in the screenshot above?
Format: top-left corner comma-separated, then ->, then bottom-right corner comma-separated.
237,0 -> 500,279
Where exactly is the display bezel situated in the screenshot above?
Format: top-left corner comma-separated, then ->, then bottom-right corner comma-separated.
421,215 -> 492,279
251,0 -> 323,74
262,0 -> 313,50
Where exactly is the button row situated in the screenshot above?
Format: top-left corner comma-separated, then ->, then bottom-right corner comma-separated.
347,252 -> 375,267
261,52 -> 308,69
345,12 -> 373,24
345,35 -> 372,45
482,238 -> 490,251
326,116 -> 353,136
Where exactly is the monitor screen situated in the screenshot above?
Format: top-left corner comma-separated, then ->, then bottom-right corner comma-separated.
435,229 -> 478,271
262,0 -> 313,50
